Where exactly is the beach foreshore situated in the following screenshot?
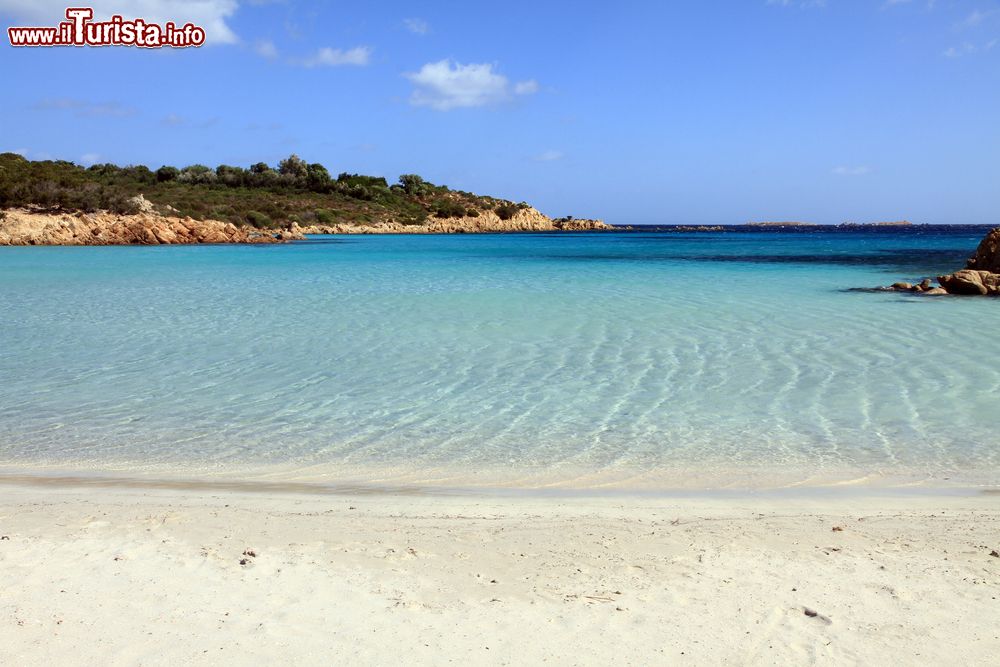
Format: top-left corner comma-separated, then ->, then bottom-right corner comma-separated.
1,481 -> 997,665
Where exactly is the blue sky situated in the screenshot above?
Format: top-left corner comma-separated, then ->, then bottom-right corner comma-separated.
1,0 -> 998,224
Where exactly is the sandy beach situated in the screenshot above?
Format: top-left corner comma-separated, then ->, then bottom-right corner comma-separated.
1,480 -> 997,665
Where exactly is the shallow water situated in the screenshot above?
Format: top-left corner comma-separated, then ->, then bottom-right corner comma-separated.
1,227 -> 998,490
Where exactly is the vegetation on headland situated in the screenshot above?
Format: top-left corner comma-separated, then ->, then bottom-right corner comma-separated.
0,152 -> 533,229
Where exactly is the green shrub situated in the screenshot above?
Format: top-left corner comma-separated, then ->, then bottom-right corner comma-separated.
178,164 -> 216,185
398,174 -> 426,195
156,166 -> 179,182
433,199 -> 467,218
245,210 -> 273,228
307,163 -> 331,190
315,208 -> 338,224
495,203 -> 519,220
278,154 -> 308,179
215,165 -> 245,187
122,165 -> 155,184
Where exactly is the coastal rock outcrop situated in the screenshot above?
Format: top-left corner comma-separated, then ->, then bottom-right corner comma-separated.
965,227 -> 1000,273
882,226 -> 1000,296
937,269 -> 1000,296
0,208 -> 305,246
298,206 -> 610,235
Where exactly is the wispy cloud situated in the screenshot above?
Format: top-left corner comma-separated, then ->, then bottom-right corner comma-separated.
403,18 -> 429,35
35,99 -> 136,118
514,80 -> 540,95
299,46 -> 372,67
957,8 -> 999,28
160,114 -> 220,128
767,0 -> 828,8
5,148 -> 44,160
405,60 -> 539,111
832,165 -> 872,176
943,39 -> 997,57
0,0 -> 240,44
244,121 -> 283,132
533,150 -> 564,162
254,39 -> 279,60
79,152 -> 101,166
882,0 -> 938,10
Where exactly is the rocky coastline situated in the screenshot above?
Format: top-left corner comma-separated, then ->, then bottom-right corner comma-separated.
883,227 -> 1000,296
0,204 -> 609,246
0,207 -> 305,246
297,206 -> 609,234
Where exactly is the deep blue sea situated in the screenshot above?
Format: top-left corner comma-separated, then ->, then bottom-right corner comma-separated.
1,226 -> 998,491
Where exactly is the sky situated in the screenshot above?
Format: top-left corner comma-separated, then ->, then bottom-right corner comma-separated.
0,0 -> 998,225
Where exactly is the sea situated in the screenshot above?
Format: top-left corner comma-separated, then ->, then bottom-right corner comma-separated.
1,225 -> 997,492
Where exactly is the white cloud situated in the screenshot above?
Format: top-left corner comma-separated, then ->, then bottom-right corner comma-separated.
301,46 -> 371,67
403,18 -> 429,35
514,80 -> 539,95
958,9 -> 998,28
767,0 -> 827,8
832,165 -> 872,176
533,150 -> 564,162
405,60 -> 539,111
160,114 -> 219,128
0,1 -> 240,44
79,153 -> 101,166
944,39 -> 996,57
35,99 -> 136,117
254,39 -> 278,60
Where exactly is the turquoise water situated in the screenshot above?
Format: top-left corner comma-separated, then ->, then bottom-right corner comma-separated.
1,228 -> 998,490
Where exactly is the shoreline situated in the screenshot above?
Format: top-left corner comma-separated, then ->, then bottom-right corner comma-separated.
0,463 -> 996,500
1,483 -> 997,664
0,206 -> 610,245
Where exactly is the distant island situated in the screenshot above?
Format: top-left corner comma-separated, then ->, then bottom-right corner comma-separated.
746,221 -> 818,227
0,153 -> 607,245
839,220 -> 913,228
747,221 -> 915,228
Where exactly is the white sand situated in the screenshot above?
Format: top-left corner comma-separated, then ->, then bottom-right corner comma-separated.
1,481 -> 998,665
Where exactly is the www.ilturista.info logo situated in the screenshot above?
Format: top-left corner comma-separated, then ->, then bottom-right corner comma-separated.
7,7 -> 206,48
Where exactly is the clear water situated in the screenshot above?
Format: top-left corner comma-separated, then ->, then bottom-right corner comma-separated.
1,227 -> 998,490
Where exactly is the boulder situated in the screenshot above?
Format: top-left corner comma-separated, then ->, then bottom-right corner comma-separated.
938,269 -> 988,295
881,227 -> 1000,296
127,194 -> 156,215
966,227 -> 1000,273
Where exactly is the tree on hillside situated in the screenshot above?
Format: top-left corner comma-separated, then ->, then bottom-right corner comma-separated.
278,154 -> 308,179
306,163 -> 331,190
398,174 -> 426,195
156,166 -> 179,182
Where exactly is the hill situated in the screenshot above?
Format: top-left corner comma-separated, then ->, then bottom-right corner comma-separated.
0,153 -> 605,234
